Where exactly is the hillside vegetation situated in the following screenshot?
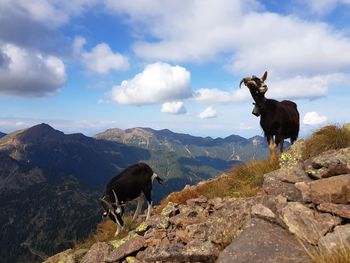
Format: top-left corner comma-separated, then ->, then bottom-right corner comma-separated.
160,124 -> 350,209
78,124 -> 350,250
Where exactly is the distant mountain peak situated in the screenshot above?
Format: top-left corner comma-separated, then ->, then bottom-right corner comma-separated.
0,131 -> 6,138
14,123 -> 64,144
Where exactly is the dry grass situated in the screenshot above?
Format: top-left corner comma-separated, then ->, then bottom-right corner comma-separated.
74,215 -> 134,250
157,158 -> 279,212
312,248 -> 350,263
302,124 -> 350,160
308,246 -> 350,263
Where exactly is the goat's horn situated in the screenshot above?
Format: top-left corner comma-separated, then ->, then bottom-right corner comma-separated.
100,197 -> 112,208
239,77 -> 250,88
112,190 -> 119,205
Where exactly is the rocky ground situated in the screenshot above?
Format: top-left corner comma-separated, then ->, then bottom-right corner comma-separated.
44,142 -> 350,263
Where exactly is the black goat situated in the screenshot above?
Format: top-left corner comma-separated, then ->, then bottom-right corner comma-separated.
240,71 -> 300,159
100,162 -> 163,236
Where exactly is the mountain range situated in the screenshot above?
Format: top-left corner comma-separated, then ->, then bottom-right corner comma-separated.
0,123 -> 271,262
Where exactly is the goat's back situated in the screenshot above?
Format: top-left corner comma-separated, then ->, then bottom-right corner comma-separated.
278,100 -> 300,138
260,99 -> 299,140
106,163 -> 154,201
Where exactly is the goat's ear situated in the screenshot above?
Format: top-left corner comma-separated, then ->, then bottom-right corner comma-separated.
261,71 -> 268,82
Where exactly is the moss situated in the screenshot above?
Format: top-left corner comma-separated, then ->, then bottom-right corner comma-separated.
109,232 -> 139,249
135,222 -> 150,235
126,256 -> 137,263
161,202 -> 178,217
157,218 -> 169,229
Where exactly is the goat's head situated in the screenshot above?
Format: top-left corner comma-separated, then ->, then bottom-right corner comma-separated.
240,71 -> 268,94
240,71 -> 268,116
99,190 -> 125,227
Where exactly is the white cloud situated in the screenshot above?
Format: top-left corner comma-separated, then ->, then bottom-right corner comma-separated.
0,0 -> 98,27
0,44 -> 66,97
97,98 -> 110,104
227,13 -> 350,76
296,0 -> 350,15
161,101 -> 187,114
104,0 -> 350,79
194,88 -> 250,104
303,112 -> 327,125
239,122 -> 255,130
110,62 -> 192,105
81,43 -> 129,74
198,107 -> 218,119
72,36 -> 87,58
265,73 -> 346,100
194,73 -> 346,104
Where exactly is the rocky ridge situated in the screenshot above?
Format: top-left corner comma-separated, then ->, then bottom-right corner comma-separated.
45,142 -> 350,263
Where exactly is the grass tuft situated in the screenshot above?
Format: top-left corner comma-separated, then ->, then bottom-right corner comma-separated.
302,124 -> 350,160
308,246 -> 350,263
158,158 -> 279,212
74,215 -> 133,250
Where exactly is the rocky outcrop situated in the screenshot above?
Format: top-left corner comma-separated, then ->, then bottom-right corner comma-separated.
44,144 -> 350,263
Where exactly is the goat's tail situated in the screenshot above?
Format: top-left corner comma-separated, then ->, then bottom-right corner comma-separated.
152,173 -> 164,185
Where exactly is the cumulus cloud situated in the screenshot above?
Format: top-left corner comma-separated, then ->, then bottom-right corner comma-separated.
239,122 -> 255,130
265,73 -> 346,100
105,0 -> 350,80
193,73 -> 346,104
0,50 -> 10,68
0,44 -> 66,97
198,107 -> 218,119
296,0 -> 350,15
0,0 -> 97,55
0,0 -> 98,28
81,43 -> 129,74
72,36 -> 87,58
227,13 -> 350,76
303,112 -> 327,125
194,88 -> 250,104
161,101 -> 187,114
110,62 -> 192,105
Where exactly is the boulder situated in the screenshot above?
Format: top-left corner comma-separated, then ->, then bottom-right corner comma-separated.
106,236 -> 145,262
263,167 -> 307,201
304,147 -> 350,179
161,202 -> 180,218
184,198 -> 254,247
279,140 -> 305,169
317,203 -> 350,220
281,202 -> 341,245
216,218 -> 311,263
81,242 -> 115,263
251,204 -> 276,220
141,241 -> 220,263
43,249 -> 72,263
318,225 -> 350,251
295,174 -> 350,204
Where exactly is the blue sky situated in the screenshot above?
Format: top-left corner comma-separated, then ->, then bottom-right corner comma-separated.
0,0 -> 349,139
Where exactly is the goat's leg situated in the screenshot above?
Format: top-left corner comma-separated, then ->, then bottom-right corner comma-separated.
279,135 -> 284,153
143,186 -> 153,221
114,223 -> 123,237
146,201 -> 153,221
268,136 -> 277,160
132,195 -> 144,222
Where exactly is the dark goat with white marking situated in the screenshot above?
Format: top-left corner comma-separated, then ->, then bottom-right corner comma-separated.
100,162 -> 163,236
240,71 -> 300,159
